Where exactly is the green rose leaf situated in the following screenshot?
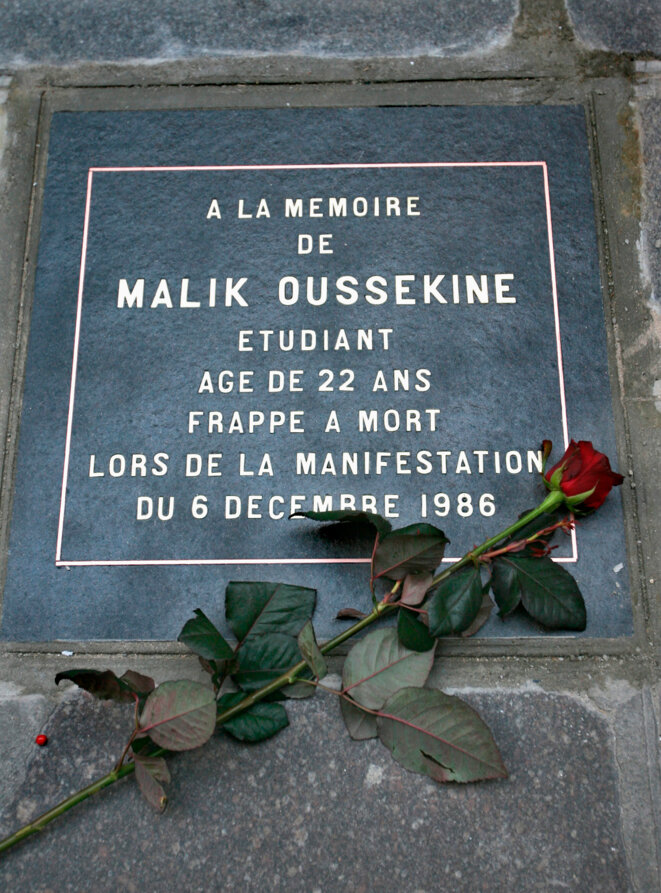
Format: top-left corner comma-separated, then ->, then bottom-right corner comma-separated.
491,555 -> 586,630
217,693 -> 289,743
281,668 -> 317,699
225,582 -> 316,644
290,509 -> 392,538
178,609 -> 234,661
132,753 -> 170,812
137,680 -> 216,751
197,657 -> 226,693
372,523 -> 448,581
297,621 -> 327,680
130,736 -> 160,757
460,593 -> 493,638
233,632 -> 302,692
336,608 -> 368,620
342,627 -> 435,710
340,696 -> 377,740
397,608 -> 436,653
401,572 -> 433,606
490,559 -> 523,617
119,670 -> 156,697
426,566 -> 483,637
216,691 -> 245,715
377,687 -> 508,783
54,669 -> 136,703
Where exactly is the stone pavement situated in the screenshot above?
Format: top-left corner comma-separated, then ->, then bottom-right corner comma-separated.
0,685 -> 639,892
0,2 -> 660,891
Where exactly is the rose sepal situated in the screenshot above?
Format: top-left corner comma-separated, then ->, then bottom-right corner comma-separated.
543,466 -> 564,491
540,439 -> 553,473
562,486 -> 597,509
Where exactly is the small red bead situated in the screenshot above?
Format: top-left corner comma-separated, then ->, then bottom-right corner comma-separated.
35,734 -> 48,746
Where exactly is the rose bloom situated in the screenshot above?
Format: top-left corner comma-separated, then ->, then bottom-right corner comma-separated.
544,440 -> 624,510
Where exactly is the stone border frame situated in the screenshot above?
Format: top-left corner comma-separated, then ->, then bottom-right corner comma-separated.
0,77 -> 652,658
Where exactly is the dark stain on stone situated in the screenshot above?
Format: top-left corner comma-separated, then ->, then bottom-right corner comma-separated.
513,0 -> 575,44
618,102 -> 642,219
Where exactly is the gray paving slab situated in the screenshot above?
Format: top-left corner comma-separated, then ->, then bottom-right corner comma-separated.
0,687 -> 636,892
632,79 -> 661,661
639,93 -> 661,314
0,0 -> 518,68
567,1 -> 661,57
0,692 -> 49,813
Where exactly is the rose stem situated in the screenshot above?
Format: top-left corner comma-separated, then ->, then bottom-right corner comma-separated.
0,490 -> 565,856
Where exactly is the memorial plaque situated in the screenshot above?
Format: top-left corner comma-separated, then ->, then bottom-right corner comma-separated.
1,106 -> 632,640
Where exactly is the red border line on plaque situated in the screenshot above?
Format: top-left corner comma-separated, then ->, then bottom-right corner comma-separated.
55,167 -> 94,565
55,161 -> 576,567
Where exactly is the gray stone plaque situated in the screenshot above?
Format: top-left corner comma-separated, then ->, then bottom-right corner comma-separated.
1,106 -> 632,640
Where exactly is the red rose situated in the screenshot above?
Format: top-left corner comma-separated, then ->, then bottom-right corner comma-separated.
543,440 -> 624,510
